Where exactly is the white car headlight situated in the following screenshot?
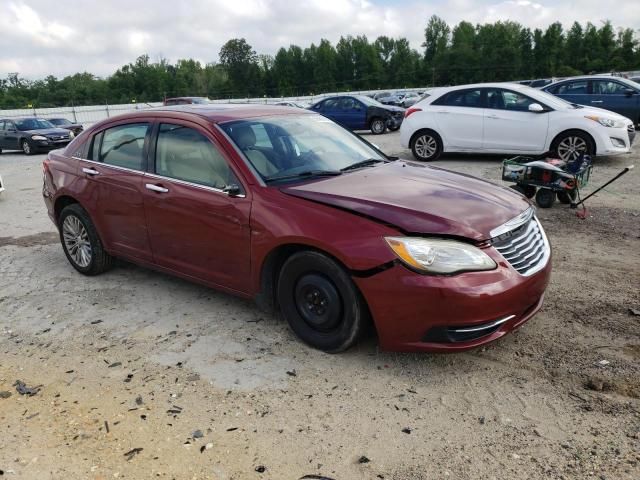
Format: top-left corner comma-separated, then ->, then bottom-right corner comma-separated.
585,115 -> 625,128
69,130 -> 75,138
31,135 -> 47,141
385,237 -> 497,274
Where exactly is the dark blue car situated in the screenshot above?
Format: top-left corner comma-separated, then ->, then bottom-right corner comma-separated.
543,76 -> 640,126
310,95 -> 405,134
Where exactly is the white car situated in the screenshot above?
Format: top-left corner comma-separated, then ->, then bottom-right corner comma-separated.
400,83 -> 635,161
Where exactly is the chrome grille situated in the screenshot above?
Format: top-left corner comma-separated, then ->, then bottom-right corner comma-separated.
492,217 -> 549,276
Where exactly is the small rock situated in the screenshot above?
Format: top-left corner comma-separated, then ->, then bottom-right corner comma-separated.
135,395 -> 143,405
401,427 -> 412,434
357,455 -> 370,464
597,360 -> 610,367
192,430 -> 204,439
286,370 -> 297,377
628,308 -> 640,316
255,465 -> 266,473
512,453 -> 521,460
479,416 -> 485,425
0,391 -> 12,399
186,374 -> 200,382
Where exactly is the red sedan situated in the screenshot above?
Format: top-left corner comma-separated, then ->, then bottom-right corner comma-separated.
42,105 -> 551,353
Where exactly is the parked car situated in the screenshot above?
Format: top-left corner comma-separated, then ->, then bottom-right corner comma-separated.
400,92 -> 422,107
274,101 -> 308,109
373,91 -> 392,103
543,76 -> 640,125
48,118 -> 84,136
630,76 -> 640,84
401,83 -> 635,161
42,104 -> 551,353
163,97 -> 212,106
310,95 -> 405,133
529,78 -> 556,88
0,117 -> 74,155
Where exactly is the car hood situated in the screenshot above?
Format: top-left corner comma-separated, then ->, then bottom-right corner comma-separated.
22,128 -> 71,136
281,161 -> 531,241
381,105 -> 405,112
576,105 -> 633,123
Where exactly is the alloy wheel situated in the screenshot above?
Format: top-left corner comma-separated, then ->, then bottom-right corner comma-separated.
414,134 -> 438,159
556,136 -> 587,161
22,141 -> 31,155
62,215 -> 92,268
371,119 -> 385,134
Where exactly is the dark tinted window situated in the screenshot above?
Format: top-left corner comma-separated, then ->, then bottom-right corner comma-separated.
553,81 -> 588,95
0,121 -> 5,131
338,97 -> 361,110
322,98 -> 339,110
15,118 -> 54,130
50,118 -> 72,126
486,89 -> 539,111
99,123 -> 149,170
155,123 -> 233,189
592,80 -> 629,95
433,89 -> 483,108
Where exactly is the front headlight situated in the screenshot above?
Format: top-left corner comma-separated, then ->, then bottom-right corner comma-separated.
31,135 -> 47,141
585,115 -> 625,128
385,237 -> 497,274
68,130 -> 75,138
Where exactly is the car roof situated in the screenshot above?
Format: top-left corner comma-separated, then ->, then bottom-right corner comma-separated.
118,104 -> 315,123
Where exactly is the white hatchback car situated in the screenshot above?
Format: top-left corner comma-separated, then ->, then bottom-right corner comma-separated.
400,83 -> 635,161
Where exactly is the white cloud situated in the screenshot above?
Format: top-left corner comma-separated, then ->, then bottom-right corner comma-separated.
0,0 -> 638,79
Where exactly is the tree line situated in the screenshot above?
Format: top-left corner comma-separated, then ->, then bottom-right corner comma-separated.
1,16 -> 639,109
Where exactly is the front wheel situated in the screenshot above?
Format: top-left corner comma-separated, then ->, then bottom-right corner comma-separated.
22,140 -> 34,156
388,125 -> 400,132
59,204 -> 114,275
535,188 -> 556,208
370,118 -> 386,135
277,251 -> 367,353
411,130 -> 442,161
552,131 -> 594,162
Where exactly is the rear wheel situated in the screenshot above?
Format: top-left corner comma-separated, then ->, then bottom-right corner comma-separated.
59,204 -> 114,275
370,118 -> 386,135
411,130 -> 442,161
277,251 -> 367,353
557,190 -> 577,204
535,188 -> 556,208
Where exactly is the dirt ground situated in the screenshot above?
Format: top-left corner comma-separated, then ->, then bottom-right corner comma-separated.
1,132 -> 639,480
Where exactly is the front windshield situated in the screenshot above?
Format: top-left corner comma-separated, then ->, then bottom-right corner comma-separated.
221,114 -> 386,183
15,118 -> 54,130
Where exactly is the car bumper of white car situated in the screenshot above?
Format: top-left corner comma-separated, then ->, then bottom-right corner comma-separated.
592,124 -> 634,156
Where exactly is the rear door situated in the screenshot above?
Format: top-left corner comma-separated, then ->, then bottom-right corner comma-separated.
431,88 -> 484,149
0,121 -> 6,148
142,121 -> 252,293
590,79 -> 639,121
5,121 -> 21,149
337,97 -> 367,129
77,122 -> 153,261
546,79 -> 589,107
482,88 -> 549,152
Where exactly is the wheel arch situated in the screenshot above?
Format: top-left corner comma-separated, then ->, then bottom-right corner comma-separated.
54,195 -> 81,222
549,129 -> 597,155
409,128 -> 442,149
255,242 -> 366,314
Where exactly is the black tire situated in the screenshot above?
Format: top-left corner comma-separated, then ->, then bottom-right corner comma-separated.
410,130 -> 442,161
58,203 -> 114,275
535,188 -> 556,208
277,251 -> 367,353
509,184 -> 526,196
22,139 -> 34,156
370,117 -> 386,135
551,131 -> 595,162
388,125 -> 400,132
557,190 -> 577,204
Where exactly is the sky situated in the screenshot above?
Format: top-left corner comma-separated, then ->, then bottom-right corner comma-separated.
1,0 -> 639,80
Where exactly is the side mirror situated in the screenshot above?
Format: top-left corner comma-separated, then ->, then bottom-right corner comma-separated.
223,184 -> 242,197
624,88 -> 636,97
528,103 -> 545,113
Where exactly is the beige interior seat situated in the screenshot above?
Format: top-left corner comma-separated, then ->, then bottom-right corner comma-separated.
233,125 -> 278,177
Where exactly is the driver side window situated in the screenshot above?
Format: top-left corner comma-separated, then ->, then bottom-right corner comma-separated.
155,123 -> 233,190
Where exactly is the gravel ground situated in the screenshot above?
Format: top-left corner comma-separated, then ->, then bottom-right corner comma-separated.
0,132 -> 639,480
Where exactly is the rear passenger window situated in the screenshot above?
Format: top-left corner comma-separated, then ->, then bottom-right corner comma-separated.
433,89 -> 483,108
155,123 -> 234,189
555,81 -> 588,95
99,123 -> 149,170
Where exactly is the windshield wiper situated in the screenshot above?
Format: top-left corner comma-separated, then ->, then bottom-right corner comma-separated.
340,158 -> 387,172
264,170 -> 342,183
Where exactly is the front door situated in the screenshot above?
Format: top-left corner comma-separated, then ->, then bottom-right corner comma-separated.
77,121 -> 153,262
482,88 -> 549,152
142,122 -> 252,294
590,79 -> 640,121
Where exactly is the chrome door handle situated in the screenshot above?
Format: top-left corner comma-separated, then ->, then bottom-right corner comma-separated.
591,100 -> 603,103
82,167 -> 100,176
145,183 -> 169,193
